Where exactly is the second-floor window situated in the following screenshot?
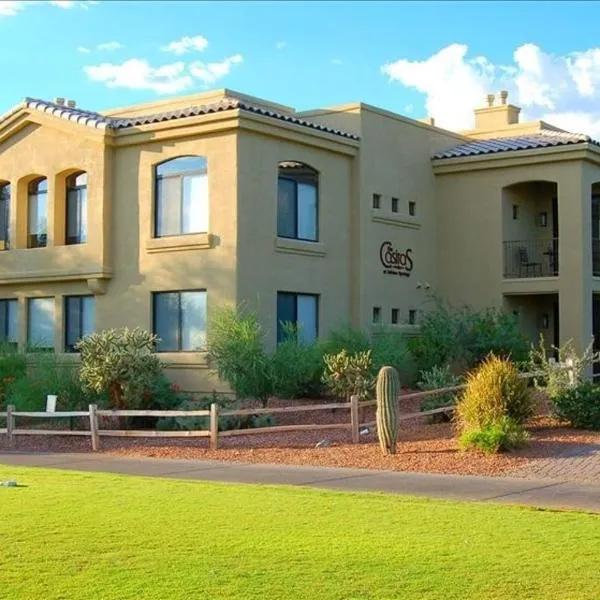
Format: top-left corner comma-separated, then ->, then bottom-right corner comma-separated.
0,299 -> 17,345
154,156 -> 208,238
28,178 -> 48,248
0,183 -> 9,249
66,172 -> 88,245
277,162 -> 318,242
65,295 -> 95,352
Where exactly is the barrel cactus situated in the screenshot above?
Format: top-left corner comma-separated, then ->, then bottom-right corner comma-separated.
376,366 -> 400,455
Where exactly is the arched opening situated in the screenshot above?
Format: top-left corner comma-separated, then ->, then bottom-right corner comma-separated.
154,156 -> 208,237
277,161 -> 319,242
66,171 -> 88,245
27,177 -> 48,248
0,181 -> 10,250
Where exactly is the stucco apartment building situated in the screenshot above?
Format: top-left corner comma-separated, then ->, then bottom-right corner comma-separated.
1,87 -> 600,392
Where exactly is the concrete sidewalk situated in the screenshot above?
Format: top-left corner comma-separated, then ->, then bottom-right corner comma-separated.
1,451 -> 599,512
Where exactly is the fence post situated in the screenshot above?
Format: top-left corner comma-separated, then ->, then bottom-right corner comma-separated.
210,403 -> 219,450
350,395 -> 360,444
6,404 -> 14,448
89,404 -> 100,452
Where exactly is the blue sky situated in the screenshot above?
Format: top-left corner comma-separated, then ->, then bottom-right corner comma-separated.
3,1 -> 600,134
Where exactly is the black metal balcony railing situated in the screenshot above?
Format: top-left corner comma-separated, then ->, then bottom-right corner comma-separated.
503,239 -> 559,279
593,238 -> 600,277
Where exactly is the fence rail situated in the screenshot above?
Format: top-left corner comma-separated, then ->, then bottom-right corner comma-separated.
0,362 -> 576,452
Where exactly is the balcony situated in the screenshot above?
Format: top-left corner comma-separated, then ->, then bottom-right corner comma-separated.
503,239 -> 558,279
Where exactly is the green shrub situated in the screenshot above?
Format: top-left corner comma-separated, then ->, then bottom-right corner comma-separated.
315,324 -> 371,358
0,343 -> 27,409
371,327 -> 416,384
459,416 -> 529,454
77,327 -> 162,409
457,355 -> 533,433
417,365 -> 463,421
528,336 -> 598,401
552,381 -> 600,430
410,300 -> 529,374
322,349 -> 374,401
207,306 -> 274,407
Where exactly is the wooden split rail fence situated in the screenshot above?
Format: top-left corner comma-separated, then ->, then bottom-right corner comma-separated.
0,362 -> 576,452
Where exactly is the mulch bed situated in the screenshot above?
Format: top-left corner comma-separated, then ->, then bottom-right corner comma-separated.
2,392 -> 599,479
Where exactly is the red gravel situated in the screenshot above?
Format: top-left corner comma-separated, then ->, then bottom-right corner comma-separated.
2,393 -> 599,479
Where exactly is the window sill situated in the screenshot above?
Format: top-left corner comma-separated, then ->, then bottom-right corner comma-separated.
274,237 -> 327,257
371,210 -> 422,230
146,233 -> 213,254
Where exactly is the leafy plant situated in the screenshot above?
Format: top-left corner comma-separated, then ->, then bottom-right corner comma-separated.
459,416 -> 529,454
322,349 -> 374,401
0,342 -> 27,409
456,355 -> 533,434
551,381 -> 600,430
371,327 -> 416,384
528,335 -> 598,401
207,306 -> 274,407
77,328 -> 162,409
315,324 -> 371,358
417,364 -> 463,422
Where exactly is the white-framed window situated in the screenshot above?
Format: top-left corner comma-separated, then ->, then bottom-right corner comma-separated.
154,156 -> 208,237
65,295 -> 95,352
153,290 -> 207,352
27,297 -> 55,349
0,299 -> 17,345
277,161 -> 318,242
276,292 -> 318,344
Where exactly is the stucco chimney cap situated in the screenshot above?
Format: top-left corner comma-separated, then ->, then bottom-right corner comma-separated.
486,93 -> 495,107
55,97 -> 65,106
66,99 -> 76,108
500,90 -> 509,105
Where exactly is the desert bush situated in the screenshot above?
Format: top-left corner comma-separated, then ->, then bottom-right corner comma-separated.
315,324 -> 371,358
371,327 -> 416,384
409,300 -> 529,374
551,381 -> 600,430
0,342 -> 27,409
322,349 -> 374,401
77,327 -> 162,409
459,416 -> 529,454
207,306 -> 274,407
417,364 -> 463,421
456,355 -> 533,433
528,335 -> 598,401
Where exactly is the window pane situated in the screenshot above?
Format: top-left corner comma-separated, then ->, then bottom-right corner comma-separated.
6,300 -> 17,342
81,297 -> 95,338
156,156 -> 207,177
181,291 -> 207,351
297,183 -> 317,241
28,298 -> 54,349
156,177 -> 182,236
154,293 -> 179,351
0,185 -> 9,244
65,297 -> 81,350
276,292 -> 296,343
277,178 -> 296,238
66,187 -> 87,245
182,174 -> 208,234
28,186 -> 47,247
297,295 -> 318,344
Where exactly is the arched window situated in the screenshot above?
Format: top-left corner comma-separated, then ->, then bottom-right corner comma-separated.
28,178 -> 48,248
66,171 -> 87,245
277,162 -> 318,242
154,156 -> 208,237
0,183 -> 9,250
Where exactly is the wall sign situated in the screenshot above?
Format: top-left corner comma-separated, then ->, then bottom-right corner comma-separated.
379,241 -> 414,277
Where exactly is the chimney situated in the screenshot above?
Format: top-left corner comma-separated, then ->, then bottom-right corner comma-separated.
66,100 -> 76,108
474,91 -> 521,131
55,97 -> 65,106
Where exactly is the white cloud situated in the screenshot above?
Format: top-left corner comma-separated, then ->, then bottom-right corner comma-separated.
381,43 -> 600,137
84,59 -> 193,94
189,54 -> 243,85
275,41 -> 287,50
97,41 -> 122,51
0,1 -> 26,15
1,0 -> 95,16
50,0 -> 75,7
161,35 -> 208,56
330,58 -> 342,65
77,45 -> 91,53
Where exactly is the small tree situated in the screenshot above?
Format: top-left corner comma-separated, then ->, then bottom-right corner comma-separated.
322,349 -> 374,401
207,306 -> 274,407
77,328 -> 162,409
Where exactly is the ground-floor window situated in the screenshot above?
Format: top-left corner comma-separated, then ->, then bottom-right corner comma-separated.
65,296 -> 95,352
0,299 -> 17,345
27,297 -> 55,350
153,290 -> 207,352
276,292 -> 318,344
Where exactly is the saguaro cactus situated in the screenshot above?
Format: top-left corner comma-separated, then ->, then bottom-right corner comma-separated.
376,366 -> 399,455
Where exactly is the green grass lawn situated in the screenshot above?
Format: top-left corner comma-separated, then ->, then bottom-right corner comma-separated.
1,466 -> 599,600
